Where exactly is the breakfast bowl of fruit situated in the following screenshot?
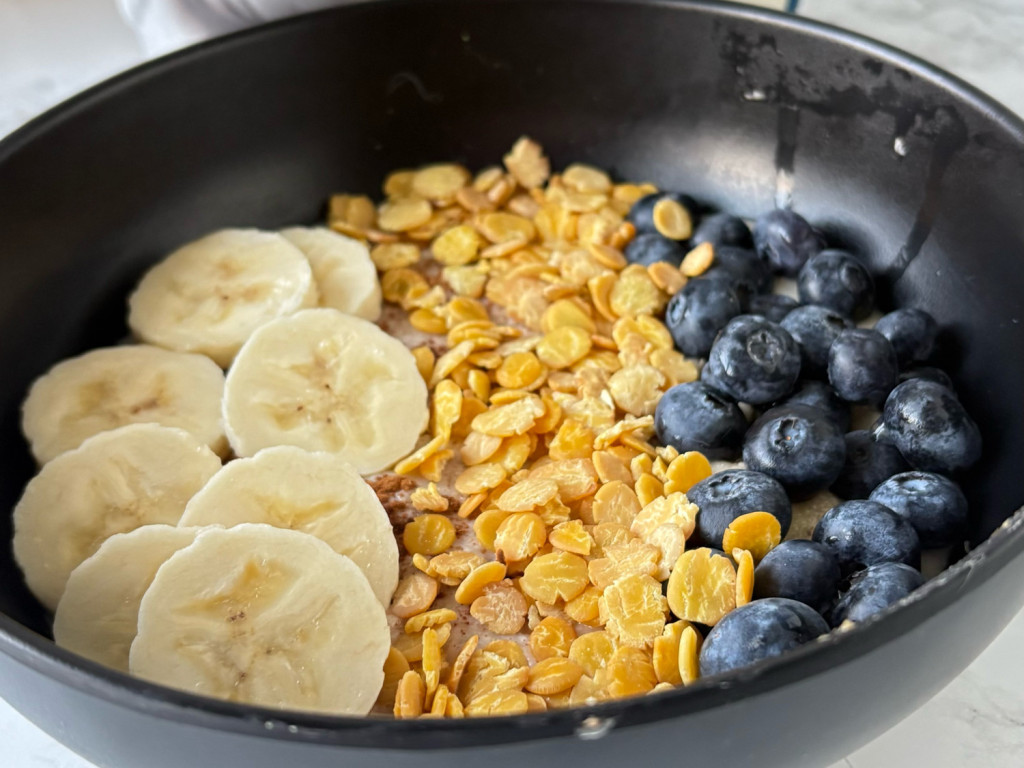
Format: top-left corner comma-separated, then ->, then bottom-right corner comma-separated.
1,1 -> 1022,767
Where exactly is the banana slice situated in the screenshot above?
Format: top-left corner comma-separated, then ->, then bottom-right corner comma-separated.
281,227 -> 382,321
13,424 -> 222,611
127,228 -> 318,367
54,525 -> 201,672
179,446 -> 398,604
129,524 -> 389,714
222,308 -> 428,473
22,344 -> 227,465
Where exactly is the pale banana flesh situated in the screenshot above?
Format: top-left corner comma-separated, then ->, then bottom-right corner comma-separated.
179,446 -> 398,605
129,524 -> 389,715
21,344 -> 227,465
281,227 -> 382,322
127,229 -> 318,367
53,525 -> 201,672
13,423 -> 222,611
222,308 -> 428,473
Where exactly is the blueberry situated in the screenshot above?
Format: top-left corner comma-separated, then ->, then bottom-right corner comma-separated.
781,305 -> 854,377
748,293 -> 800,323
624,232 -> 686,267
870,471 -> 969,548
690,212 -> 753,249
874,308 -> 938,367
752,540 -> 842,615
628,192 -> 698,235
830,430 -> 910,499
827,328 -> 898,406
743,404 -> 846,497
700,246 -> 772,308
812,500 -> 921,574
654,382 -> 748,460
688,469 -> 792,548
665,279 -> 742,358
702,315 -> 802,405
699,598 -> 828,677
830,562 -> 923,627
898,366 -> 955,391
781,380 -> 851,433
753,209 -> 824,277
882,379 -> 982,473
797,250 -> 875,320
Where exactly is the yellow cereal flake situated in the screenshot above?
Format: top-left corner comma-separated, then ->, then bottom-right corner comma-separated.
631,492 -> 698,542
394,670 -> 426,718
678,625 -> 703,685
412,164 -> 470,200
529,458 -> 599,502
428,340 -> 475,387
495,477 -> 560,513
419,449 -> 452,483
609,264 -> 666,318
370,242 -> 420,271
410,482 -> 450,513
470,580 -> 528,634
503,137 -> 550,189
603,646 -> 658,699
591,480 -> 642,527
328,193 -> 377,231
427,551 -> 485,586
681,242 -> 714,277
592,450 -> 634,484
548,520 -> 593,556
563,164 -> 612,193
447,635 -> 480,692
378,646 -> 411,707
634,472 -> 665,507
494,512 -> 547,562
390,572 -> 439,620
381,267 -> 429,306
734,548 -> 755,607
666,548 -> 737,626
431,378 -> 463,440
496,351 -> 547,390
473,508 -> 514,550
536,326 -> 593,369
649,347 -> 699,387
443,263 -> 489,297
599,573 -> 667,648
653,622 -> 688,686
520,551 -> 589,604
606,365 -> 664,419
652,197 -> 693,240
405,608 -> 458,634
378,197 -> 433,232
455,561 -> 508,605
471,395 -> 546,437
541,298 -> 597,334
548,419 -> 596,460
409,308 -> 447,334
464,689 -> 529,716
647,261 -> 687,294
460,430 -> 503,466
663,451 -> 713,495
394,434 -> 447,475
588,272 -> 618,322
403,513 -> 456,556
594,414 -> 656,450
491,433 -> 535,474
588,537 -> 660,590
455,462 -> 508,495
722,511 -> 783,563
564,585 -> 602,626
529,616 -> 577,661
422,627 -> 442,696
525,657 -> 585,695
587,242 -> 628,270
394,622 -> 451,663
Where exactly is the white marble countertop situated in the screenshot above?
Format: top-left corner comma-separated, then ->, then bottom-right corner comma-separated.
1,1 -> 1023,766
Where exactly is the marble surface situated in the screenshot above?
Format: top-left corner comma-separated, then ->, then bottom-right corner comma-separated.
1,1 -> 1023,766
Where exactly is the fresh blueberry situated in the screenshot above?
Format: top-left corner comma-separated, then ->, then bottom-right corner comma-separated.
628,192 -> 699,235
874,308 -> 938,368
688,469 -> 792,548
748,293 -> 800,323
753,540 -> 842,615
870,471 -> 969,548
702,315 -> 802,405
624,232 -> 686,267
753,209 -> 824,277
882,379 -> 982,473
665,279 -> 742,358
898,366 -> 955,391
781,380 -> 851,433
743,404 -> 846,497
830,430 -> 910,499
700,246 -> 773,308
830,562 -> 923,627
781,305 -> 854,377
827,328 -> 898,406
797,250 -> 875,320
690,212 -> 753,249
699,598 -> 829,677
812,500 -> 922,574
654,382 -> 748,460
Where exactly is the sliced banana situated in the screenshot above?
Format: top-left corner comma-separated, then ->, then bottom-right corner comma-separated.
127,228 -> 318,367
281,227 -> 382,321
179,446 -> 398,604
21,344 -> 227,465
13,424 -> 221,611
54,525 -> 201,673
130,524 -> 389,715
222,308 -> 428,473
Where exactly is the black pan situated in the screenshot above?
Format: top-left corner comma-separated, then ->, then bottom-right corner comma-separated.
1,1 -> 1023,766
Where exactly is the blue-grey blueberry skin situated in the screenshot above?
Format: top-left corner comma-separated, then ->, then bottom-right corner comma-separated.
869,471 -> 969,548
627,192 -> 698,234
665,279 -> 741,358
700,246 -> 773,309
830,562 -> 923,627
752,540 -> 842,615
688,469 -> 792,548
748,293 -> 799,323
753,209 -> 825,277
781,380 -> 851,433
882,379 -> 982,474
690,212 -> 753,249
781,305 -> 854,377
898,366 -> 954,391
830,430 -> 910,499
654,382 -> 748,460
623,232 -> 686,267
874,308 -> 938,368
702,315 -> 802,405
797,250 -> 875,320
743,404 -> 846,498
812,500 -> 922,575
699,598 -> 829,678
828,328 -> 898,406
